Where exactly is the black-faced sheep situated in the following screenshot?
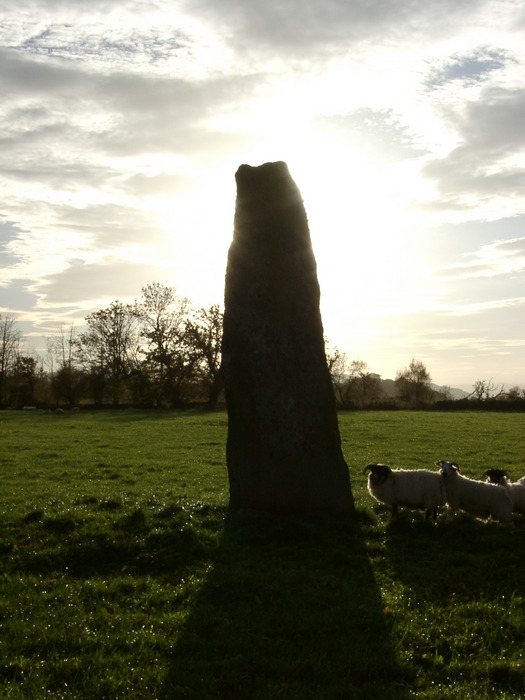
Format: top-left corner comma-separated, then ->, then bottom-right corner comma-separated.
484,468 -> 525,515
363,463 -> 446,520
436,460 -> 514,527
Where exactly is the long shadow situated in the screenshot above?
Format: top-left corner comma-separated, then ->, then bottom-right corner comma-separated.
161,511 -> 411,699
6,503 -> 410,697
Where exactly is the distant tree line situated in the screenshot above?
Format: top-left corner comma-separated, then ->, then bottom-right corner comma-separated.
1,292 -> 524,411
0,283 -> 223,409
326,350 -> 525,411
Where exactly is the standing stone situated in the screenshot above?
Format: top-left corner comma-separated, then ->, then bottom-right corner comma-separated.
222,161 -> 353,515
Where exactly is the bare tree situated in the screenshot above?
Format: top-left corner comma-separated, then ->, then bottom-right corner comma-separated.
395,358 -> 433,408
467,378 -> 505,401
47,324 -> 84,407
0,314 -> 22,407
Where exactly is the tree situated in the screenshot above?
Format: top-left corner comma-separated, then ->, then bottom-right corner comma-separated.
137,283 -> 192,407
77,301 -> 141,405
437,385 -> 453,401
47,323 -> 84,407
326,349 -> 383,408
33,358 -> 53,406
345,360 -> 383,408
507,386 -> 525,401
326,344 -> 349,406
185,304 -> 224,408
395,358 -> 433,408
10,355 -> 38,408
468,378 -> 504,401
359,370 -> 383,407
0,313 -> 21,407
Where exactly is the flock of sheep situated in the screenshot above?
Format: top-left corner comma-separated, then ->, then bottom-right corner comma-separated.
363,461 -> 525,528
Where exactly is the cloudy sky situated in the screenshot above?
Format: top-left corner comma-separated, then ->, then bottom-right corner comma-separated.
1,0 -> 524,390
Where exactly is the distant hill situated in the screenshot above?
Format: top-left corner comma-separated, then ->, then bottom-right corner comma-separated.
379,378 -> 469,400
432,384 -> 469,400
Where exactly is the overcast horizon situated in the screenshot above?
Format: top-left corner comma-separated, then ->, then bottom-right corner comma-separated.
1,0 -> 524,392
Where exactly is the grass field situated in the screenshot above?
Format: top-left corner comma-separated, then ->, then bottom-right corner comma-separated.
1,409 -> 524,699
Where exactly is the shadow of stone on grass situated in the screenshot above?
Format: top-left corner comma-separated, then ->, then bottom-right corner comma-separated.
161,512 -> 411,699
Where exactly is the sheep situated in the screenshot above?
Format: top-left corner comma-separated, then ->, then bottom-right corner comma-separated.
363,463 -> 446,520
484,468 -> 525,515
435,460 -> 514,527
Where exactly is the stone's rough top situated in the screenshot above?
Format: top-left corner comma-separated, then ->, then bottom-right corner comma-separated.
222,161 -> 353,515
235,161 -> 292,197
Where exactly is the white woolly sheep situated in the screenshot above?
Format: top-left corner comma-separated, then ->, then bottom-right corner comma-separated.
484,468 -> 525,515
363,463 -> 446,520
436,460 -> 514,528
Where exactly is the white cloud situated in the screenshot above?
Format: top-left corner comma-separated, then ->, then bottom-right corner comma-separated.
436,236 -> 525,280
37,257 -> 159,305
422,86 -> 525,215
442,296 -> 525,316
187,0 -> 492,58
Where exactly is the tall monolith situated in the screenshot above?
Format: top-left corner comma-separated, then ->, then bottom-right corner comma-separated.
222,161 -> 353,515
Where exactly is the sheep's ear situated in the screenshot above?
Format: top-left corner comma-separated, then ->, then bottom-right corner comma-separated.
434,460 -> 443,467
375,463 -> 391,472
452,463 -> 460,472
362,464 -> 374,474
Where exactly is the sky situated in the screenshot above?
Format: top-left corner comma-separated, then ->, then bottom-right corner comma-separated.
1,0 -> 524,391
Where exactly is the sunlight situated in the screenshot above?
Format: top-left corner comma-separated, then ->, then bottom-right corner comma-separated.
286,140 -> 420,317
149,63 -> 430,331
153,108 -> 426,340
151,171 -> 236,307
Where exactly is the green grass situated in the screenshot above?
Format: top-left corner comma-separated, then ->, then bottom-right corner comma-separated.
1,409 -> 524,698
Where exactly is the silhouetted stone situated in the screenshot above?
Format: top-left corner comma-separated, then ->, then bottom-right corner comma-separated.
222,161 -> 353,515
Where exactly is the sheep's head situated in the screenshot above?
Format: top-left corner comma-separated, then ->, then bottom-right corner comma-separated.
363,463 -> 392,486
435,460 -> 460,477
484,468 -> 508,484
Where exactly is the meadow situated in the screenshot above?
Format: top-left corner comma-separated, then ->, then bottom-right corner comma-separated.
1,409 -> 524,699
